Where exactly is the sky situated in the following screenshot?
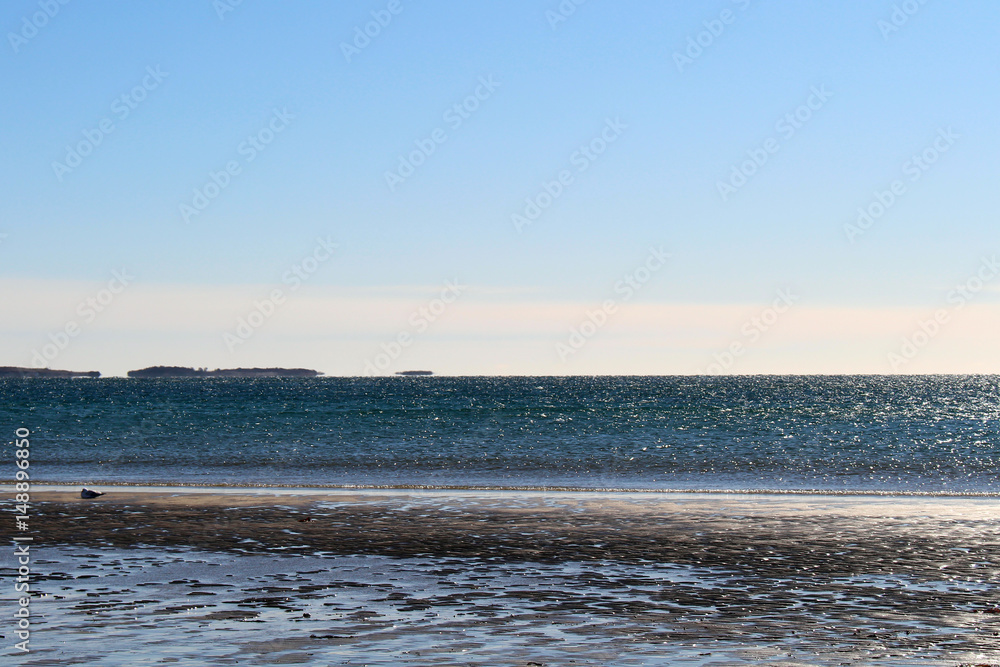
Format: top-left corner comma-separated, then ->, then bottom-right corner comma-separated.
1,0 -> 999,376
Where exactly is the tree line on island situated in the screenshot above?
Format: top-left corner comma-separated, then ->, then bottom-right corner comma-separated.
0,366 -> 435,378
0,366 -> 101,379
126,366 -> 322,378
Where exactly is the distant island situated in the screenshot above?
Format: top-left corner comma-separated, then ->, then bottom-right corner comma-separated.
0,366 -> 101,379
395,370 -> 434,376
127,366 -> 322,378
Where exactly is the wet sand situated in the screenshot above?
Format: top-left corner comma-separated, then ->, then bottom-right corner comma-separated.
7,487 -> 1000,665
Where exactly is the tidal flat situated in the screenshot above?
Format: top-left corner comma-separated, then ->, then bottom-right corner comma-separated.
5,488 -> 1000,666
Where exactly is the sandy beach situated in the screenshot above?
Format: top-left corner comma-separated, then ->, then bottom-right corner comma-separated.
7,487 -> 1000,665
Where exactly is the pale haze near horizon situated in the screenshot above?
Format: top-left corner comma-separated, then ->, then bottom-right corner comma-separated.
2,1 -> 998,376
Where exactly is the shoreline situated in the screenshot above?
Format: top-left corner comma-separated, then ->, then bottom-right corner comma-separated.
23,484 -> 1000,552
10,480 -> 1000,499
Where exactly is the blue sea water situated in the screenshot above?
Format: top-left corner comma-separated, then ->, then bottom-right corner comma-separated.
2,375 -> 999,493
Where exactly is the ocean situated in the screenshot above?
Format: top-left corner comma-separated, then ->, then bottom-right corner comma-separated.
3,375 -> 999,494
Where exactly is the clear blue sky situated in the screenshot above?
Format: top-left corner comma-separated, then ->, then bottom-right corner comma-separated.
2,0 -> 999,375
